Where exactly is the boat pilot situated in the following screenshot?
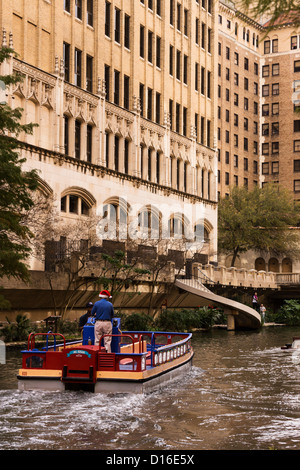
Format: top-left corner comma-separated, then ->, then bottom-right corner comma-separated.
92,290 -> 114,353
78,302 -> 94,332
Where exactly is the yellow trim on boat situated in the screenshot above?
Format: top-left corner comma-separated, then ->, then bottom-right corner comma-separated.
96,350 -> 193,381
18,369 -> 62,378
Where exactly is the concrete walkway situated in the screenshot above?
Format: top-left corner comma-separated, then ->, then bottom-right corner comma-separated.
172,278 -> 261,330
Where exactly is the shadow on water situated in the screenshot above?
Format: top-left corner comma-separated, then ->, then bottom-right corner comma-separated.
0,326 -> 299,450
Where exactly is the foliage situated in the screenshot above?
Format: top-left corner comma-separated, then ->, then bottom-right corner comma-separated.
155,306 -> 224,331
97,250 -> 150,298
1,314 -> 31,342
272,299 -> 300,325
122,312 -> 154,331
0,47 -> 38,282
218,184 -> 300,267
57,319 -> 81,336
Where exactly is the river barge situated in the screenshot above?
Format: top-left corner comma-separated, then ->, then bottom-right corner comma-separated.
17,318 -> 194,393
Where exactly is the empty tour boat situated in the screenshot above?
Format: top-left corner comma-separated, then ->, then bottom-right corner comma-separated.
17,317 -> 194,393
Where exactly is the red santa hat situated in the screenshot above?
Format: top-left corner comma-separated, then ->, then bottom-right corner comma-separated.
99,290 -> 112,298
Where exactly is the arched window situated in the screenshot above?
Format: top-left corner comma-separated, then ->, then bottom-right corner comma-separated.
268,257 -> 279,272
255,257 -> 266,271
60,187 -> 96,217
100,197 -> 129,240
282,258 -> 292,273
137,205 -> 161,240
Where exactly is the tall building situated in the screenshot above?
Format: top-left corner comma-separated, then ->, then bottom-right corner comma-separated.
217,1 -> 300,273
0,0 -> 219,272
0,0 -> 300,277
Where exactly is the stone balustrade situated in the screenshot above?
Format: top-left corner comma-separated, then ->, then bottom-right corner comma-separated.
193,263 -> 278,289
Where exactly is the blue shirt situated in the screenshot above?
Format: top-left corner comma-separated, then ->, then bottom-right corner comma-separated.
91,299 -> 114,321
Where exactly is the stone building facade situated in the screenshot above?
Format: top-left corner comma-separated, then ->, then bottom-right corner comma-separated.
1,0 -> 300,277
0,0 -> 219,273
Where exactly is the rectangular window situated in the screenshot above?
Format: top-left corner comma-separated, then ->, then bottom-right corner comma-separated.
87,0 -> 93,27
264,40 -> 270,54
176,103 -> 180,133
262,123 -> 269,136
272,102 -> 279,115
262,84 -> 269,96
157,0 -> 161,16
105,64 -> 110,100
176,50 -> 181,80
169,99 -> 173,130
148,31 -> 153,63
147,87 -> 152,120
294,120 -> 300,132
262,163 -> 269,174
183,55 -> 188,84
262,104 -> 269,116
294,180 -> 300,192
156,92 -> 161,124
170,0 -> 174,25
208,28 -> 211,53
272,161 -> 279,174
63,42 -> 70,82
202,23 -> 206,49
156,36 -> 161,68
294,159 -> 300,171
86,55 -> 93,92
139,83 -> 144,116
272,83 -> 279,95
87,124 -> 92,162
124,139 -> 129,174
124,14 -> 130,49
201,67 -> 205,95
272,142 -> 279,154
294,140 -> 300,152
64,0 -> 70,13
75,120 -> 81,159
195,62 -> 199,91
105,1 -> 111,37
183,107 -> 187,136
184,8 -> 188,36
262,65 -> 269,77
114,136 -> 119,171
295,60 -> 300,72
272,38 -> 278,52
177,3 -> 181,31
195,18 -> 199,45
169,45 -> 174,75
114,7 -> 121,43
272,63 -> 279,75
114,69 -> 120,105
64,115 -> 69,155
262,143 -> 269,155
124,75 -> 130,110
207,71 -> 211,98
291,36 -> 298,50
75,0 -> 82,20
140,26 -> 145,58
272,122 -> 279,136
74,48 -> 82,87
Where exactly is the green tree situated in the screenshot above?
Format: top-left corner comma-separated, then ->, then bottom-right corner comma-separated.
218,184 -> 300,267
0,47 -> 38,284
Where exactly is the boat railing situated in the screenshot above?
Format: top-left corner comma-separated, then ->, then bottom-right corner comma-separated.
98,331 -> 192,371
27,332 -> 66,351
